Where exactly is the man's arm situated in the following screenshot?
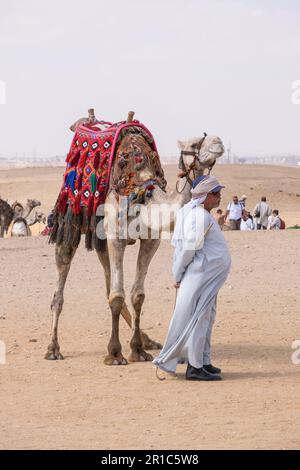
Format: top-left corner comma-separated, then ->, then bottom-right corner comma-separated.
224,204 -> 230,222
172,209 -> 211,283
172,244 -> 196,283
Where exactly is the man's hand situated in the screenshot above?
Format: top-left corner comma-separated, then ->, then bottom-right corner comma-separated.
174,282 -> 181,289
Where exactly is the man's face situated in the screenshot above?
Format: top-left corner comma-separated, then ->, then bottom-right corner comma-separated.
204,191 -> 221,210
233,196 -> 239,204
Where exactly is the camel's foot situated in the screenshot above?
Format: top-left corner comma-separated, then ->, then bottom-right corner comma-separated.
141,332 -> 162,351
104,352 -> 128,366
128,349 -> 153,363
45,342 -> 64,360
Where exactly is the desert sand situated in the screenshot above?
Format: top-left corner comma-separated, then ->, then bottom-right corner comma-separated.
0,164 -> 299,450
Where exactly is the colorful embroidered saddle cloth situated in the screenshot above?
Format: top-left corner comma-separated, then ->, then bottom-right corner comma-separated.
55,120 -> 166,217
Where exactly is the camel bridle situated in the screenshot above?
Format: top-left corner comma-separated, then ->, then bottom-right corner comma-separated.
176,132 -> 216,194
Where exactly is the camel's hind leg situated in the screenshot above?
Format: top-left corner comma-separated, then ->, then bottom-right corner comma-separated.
128,238 -> 161,363
120,303 -> 162,351
45,245 -> 76,360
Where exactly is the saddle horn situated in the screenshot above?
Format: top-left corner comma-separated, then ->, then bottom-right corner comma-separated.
126,111 -> 135,123
70,108 -> 98,132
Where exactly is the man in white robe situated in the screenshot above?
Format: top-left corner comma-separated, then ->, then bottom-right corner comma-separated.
153,175 -> 231,381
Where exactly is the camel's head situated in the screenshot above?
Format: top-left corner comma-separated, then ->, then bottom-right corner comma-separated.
177,135 -> 224,176
27,199 -> 41,209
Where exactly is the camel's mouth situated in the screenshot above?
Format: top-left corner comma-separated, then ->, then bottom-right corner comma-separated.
207,143 -> 225,157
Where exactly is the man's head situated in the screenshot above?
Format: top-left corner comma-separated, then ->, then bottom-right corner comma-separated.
233,195 -> 239,204
272,209 -> 279,216
242,211 -> 249,221
261,196 -> 267,202
191,175 -> 225,212
204,190 -> 222,211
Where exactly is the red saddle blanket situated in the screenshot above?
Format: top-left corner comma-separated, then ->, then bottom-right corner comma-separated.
56,120 -> 161,216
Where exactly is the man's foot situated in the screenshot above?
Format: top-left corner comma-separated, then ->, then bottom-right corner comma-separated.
203,364 -> 221,375
186,363 -> 222,381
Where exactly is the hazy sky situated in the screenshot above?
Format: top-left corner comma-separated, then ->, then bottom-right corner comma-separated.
1,0 -> 300,158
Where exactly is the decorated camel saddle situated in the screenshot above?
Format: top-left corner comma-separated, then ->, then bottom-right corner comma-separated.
51,111 -> 166,249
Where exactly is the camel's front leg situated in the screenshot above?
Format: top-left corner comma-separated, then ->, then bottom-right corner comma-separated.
95,241 -> 161,350
45,245 -> 76,360
95,239 -> 111,300
104,238 -> 128,366
128,239 -> 161,362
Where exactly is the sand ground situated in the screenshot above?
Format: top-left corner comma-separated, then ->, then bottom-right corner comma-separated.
0,164 -> 299,449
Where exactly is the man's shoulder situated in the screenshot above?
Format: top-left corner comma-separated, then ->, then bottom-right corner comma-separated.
193,205 -> 214,225
192,204 -> 209,221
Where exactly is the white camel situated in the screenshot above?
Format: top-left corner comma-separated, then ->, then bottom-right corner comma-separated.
45,111 -> 225,365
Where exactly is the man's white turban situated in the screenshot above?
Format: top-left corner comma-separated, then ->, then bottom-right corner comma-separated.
191,175 -> 225,202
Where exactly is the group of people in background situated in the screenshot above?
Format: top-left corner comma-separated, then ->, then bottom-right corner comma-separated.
42,197 -> 285,237
215,195 -> 285,231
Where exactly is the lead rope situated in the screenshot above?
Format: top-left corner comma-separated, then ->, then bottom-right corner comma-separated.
176,176 -> 189,194
155,367 -> 166,381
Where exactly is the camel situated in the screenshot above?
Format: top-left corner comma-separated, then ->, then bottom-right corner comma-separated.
45,111 -> 225,365
10,210 -> 46,237
0,198 -> 41,237
0,198 -> 14,237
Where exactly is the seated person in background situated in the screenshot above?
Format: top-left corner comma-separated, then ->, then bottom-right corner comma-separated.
41,209 -> 55,236
47,210 -> 54,229
240,211 -> 254,231
215,209 -> 226,230
267,209 -> 281,230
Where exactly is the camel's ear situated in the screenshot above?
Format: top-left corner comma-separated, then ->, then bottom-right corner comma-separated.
177,140 -> 185,150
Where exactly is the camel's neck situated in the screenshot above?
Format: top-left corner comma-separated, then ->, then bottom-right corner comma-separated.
22,204 -> 33,219
145,171 -> 204,233
26,211 -> 38,226
160,169 -> 204,208
168,177 -> 193,208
